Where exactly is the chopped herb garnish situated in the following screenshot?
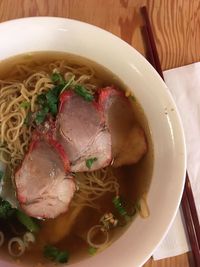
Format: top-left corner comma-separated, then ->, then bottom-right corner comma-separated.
16,210 -> 39,233
86,157 -> 97,169
113,196 -> 130,222
74,84 -> 94,101
51,72 -> 65,84
113,196 -> 141,223
20,101 -> 30,109
36,84 -> 64,121
46,90 -> 58,115
0,170 -> 4,182
37,93 -> 46,105
0,198 -> 39,232
44,245 -> 69,263
35,72 -> 93,124
0,198 -> 15,219
88,246 -> 97,255
35,107 -> 49,125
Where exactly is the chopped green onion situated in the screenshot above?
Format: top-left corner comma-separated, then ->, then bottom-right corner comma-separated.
16,210 -> 39,233
0,198 -> 15,219
44,245 -> 69,263
74,84 -> 94,101
88,246 -> 97,255
112,196 -> 130,222
20,101 -> 30,109
113,196 -> 127,216
86,157 -> 97,169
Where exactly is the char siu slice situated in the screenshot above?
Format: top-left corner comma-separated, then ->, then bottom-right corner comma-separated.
98,86 -> 147,167
57,91 -> 111,172
15,139 -> 75,219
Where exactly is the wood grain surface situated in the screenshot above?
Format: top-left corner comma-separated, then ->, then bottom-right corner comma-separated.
0,0 -> 200,70
0,0 -> 198,266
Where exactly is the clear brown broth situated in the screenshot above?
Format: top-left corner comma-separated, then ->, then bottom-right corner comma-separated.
0,51 -> 153,265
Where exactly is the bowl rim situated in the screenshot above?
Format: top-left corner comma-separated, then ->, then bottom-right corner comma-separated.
0,16 -> 186,267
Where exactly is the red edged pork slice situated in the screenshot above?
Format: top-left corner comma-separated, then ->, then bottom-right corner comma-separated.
57,90 -> 111,172
98,86 -> 147,167
15,139 -> 75,219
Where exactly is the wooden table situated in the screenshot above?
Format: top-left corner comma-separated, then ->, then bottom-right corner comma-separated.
0,0 -> 199,266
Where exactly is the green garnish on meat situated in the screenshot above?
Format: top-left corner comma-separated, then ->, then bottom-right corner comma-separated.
74,84 -> 94,101
86,157 -> 97,169
35,71 -> 94,125
44,245 -> 69,263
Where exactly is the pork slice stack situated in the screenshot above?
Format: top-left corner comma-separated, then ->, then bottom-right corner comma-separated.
14,86 -> 147,219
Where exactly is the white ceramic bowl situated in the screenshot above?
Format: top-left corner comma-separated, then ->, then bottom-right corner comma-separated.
0,17 -> 186,267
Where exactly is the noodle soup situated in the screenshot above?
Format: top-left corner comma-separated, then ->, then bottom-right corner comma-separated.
0,52 -> 153,265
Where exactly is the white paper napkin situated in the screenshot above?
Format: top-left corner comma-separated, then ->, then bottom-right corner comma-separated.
153,62 -> 200,260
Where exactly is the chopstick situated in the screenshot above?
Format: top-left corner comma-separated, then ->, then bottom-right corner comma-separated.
140,6 -> 200,267
140,7 -> 164,80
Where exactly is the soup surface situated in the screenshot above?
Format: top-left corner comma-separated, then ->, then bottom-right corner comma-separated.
0,52 -> 153,265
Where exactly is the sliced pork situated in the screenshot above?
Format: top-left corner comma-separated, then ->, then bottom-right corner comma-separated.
57,91 -> 111,172
15,138 -> 75,219
98,86 -> 147,167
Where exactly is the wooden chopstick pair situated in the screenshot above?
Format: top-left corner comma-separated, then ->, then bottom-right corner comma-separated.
140,6 -> 200,267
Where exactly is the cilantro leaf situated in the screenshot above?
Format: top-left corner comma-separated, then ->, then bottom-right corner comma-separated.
35,107 -> 49,125
86,157 -> 97,169
74,85 -> 94,101
46,90 -> 58,115
20,101 -> 30,109
37,93 -> 46,105
44,245 -> 69,263
36,84 -> 64,120
51,73 -> 65,84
